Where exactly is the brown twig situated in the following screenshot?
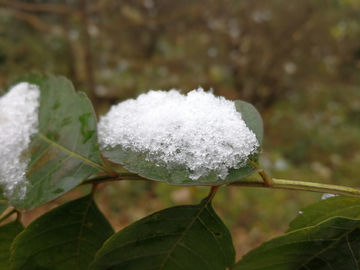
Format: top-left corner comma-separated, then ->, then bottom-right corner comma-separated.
0,0 -> 78,14
77,0 -> 98,110
0,7 -> 52,33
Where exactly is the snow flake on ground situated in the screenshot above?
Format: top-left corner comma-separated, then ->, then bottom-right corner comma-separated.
98,88 -> 259,180
0,82 -> 40,201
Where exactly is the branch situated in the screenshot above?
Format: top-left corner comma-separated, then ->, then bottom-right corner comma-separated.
0,7 -> 51,32
0,0 -> 77,14
77,0 -> 98,110
88,0 -> 111,13
105,3 -> 202,31
228,177 -> 360,198
248,159 -> 274,186
82,170 -> 360,199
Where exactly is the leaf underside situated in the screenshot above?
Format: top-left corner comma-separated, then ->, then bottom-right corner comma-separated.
101,100 -> 263,185
11,194 -> 114,270
89,196 -> 236,270
232,216 -> 360,270
10,75 -> 104,210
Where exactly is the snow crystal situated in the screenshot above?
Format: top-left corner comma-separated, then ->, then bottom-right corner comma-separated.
321,193 -> 339,200
98,88 -> 259,180
0,82 -> 40,201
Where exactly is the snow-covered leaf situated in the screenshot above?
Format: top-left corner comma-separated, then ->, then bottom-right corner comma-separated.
99,90 -> 263,185
1,75 -> 104,209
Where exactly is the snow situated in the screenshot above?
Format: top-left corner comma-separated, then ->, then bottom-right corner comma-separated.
0,82 -> 40,201
321,193 -> 339,200
98,88 -> 259,180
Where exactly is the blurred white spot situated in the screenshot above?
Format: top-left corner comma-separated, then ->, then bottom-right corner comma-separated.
208,47 -> 218,58
95,85 -> 108,97
311,162 -> 331,178
117,60 -> 128,72
88,24 -> 99,37
143,0 -> 154,9
101,69 -> 112,79
274,157 -> 288,171
284,62 -> 297,74
69,29 -> 79,40
251,11 -> 272,23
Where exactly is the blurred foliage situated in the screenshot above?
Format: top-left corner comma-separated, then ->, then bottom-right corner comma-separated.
1,0 -> 360,259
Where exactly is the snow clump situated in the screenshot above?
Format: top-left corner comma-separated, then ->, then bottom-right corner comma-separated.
0,82 -> 40,201
98,88 -> 259,180
321,193 -> 339,200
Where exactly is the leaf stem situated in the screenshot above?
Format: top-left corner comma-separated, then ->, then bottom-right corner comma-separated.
228,177 -> 360,198
0,208 -> 17,223
90,184 -> 98,199
16,211 -> 22,222
208,186 -> 220,201
248,159 -> 274,186
82,172 -> 150,185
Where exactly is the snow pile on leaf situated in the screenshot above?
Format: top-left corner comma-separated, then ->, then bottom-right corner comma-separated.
98,88 -> 259,180
0,82 -> 40,201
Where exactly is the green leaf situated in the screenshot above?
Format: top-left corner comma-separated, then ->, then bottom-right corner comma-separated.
9,75 -> 105,210
0,220 -> 24,269
231,216 -> 360,270
101,100 -> 263,186
288,196 -> 360,232
89,195 -> 235,270
234,100 -> 263,144
11,194 -> 114,270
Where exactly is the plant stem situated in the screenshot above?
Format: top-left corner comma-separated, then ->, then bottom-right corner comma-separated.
83,172 -> 150,185
82,170 -> 360,199
248,159 -> 274,186
228,177 -> 360,198
104,167 -> 119,179
16,211 -> 22,222
208,186 -> 220,201
90,183 -> 98,199
0,208 -> 17,223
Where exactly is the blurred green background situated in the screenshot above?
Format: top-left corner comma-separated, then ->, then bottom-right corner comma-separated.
1,0 -> 360,259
